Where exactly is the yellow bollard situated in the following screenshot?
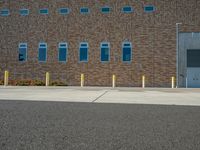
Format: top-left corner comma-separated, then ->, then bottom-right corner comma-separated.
81,74 -> 84,87
171,77 -> 175,88
4,70 -> 9,86
112,74 -> 116,88
46,72 -> 50,86
142,75 -> 145,88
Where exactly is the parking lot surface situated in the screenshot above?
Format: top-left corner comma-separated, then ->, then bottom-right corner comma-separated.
0,100 -> 200,150
1,87 -> 200,149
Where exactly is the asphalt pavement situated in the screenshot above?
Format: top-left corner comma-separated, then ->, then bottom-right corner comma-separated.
0,100 -> 200,150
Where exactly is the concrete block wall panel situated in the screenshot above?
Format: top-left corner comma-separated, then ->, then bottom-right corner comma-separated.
178,33 -> 200,87
0,0 -> 200,87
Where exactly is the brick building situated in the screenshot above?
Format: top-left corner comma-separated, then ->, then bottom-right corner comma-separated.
0,0 -> 200,87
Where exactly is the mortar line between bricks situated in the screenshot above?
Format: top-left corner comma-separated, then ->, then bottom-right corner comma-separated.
92,90 -> 109,103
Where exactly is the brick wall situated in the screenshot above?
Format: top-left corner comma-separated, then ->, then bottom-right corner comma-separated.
0,0 -> 200,87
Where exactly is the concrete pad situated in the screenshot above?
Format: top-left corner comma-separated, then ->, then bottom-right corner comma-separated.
96,90 -> 200,106
0,86 -> 200,106
0,86 -> 107,102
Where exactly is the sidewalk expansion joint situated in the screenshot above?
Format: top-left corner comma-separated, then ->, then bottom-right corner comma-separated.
92,90 -> 108,103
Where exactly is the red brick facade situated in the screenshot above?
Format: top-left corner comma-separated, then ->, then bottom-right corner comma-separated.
0,0 -> 200,87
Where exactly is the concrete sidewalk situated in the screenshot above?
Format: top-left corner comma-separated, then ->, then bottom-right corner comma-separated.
0,86 -> 200,106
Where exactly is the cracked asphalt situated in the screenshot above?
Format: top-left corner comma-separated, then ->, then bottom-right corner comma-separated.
0,100 -> 200,150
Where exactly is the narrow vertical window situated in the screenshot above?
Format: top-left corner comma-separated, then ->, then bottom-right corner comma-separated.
58,43 -> 67,62
19,43 -> 27,62
38,43 -> 47,62
79,42 -> 88,62
100,42 -> 110,62
0,9 -> 10,16
122,42 -> 132,62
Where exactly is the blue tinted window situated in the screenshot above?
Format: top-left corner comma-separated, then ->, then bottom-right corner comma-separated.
58,43 -> 67,62
0,9 -> 10,16
124,43 -> 131,47
19,9 -> 29,16
39,8 -> 48,14
59,8 -> 69,15
39,44 -> 46,47
19,43 -> 27,61
122,42 -> 132,62
38,43 -> 47,62
79,42 -> 88,62
102,43 -> 108,47
80,43 -> 87,47
60,44 -> 66,47
80,7 -> 90,14
144,5 -> 155,12
122,6 -> 133,13
101,42 -> 110,62
101,7 -> 110,13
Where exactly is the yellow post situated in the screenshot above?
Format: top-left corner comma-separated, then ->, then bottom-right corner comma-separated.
81,74 -> 84,87
4,70 -> 9,86
171,76 -> 175,88
142,75 -> 145,88
112,74 -> 116,88
46,72 -> 50,86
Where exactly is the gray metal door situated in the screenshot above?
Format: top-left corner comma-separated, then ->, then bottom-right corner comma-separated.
187,68 -> 200,88
187,50 -> 200,88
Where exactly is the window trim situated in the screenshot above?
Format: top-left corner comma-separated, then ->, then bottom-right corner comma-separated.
122,6 -> 133,13
39,8 -> 49,15
19,9 -> 29,16
144,5 -> 156,13
38,42 -> 47,62
101,6 -> 111,14
58,8 -> 70,15
18,43 -> 28,62
79,42 -> 89,62
80,7 -> 90,14
58,42 -> 68,62
100,42 -> 110,62
0,9 -> 10,16
122,42 -> 132,63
